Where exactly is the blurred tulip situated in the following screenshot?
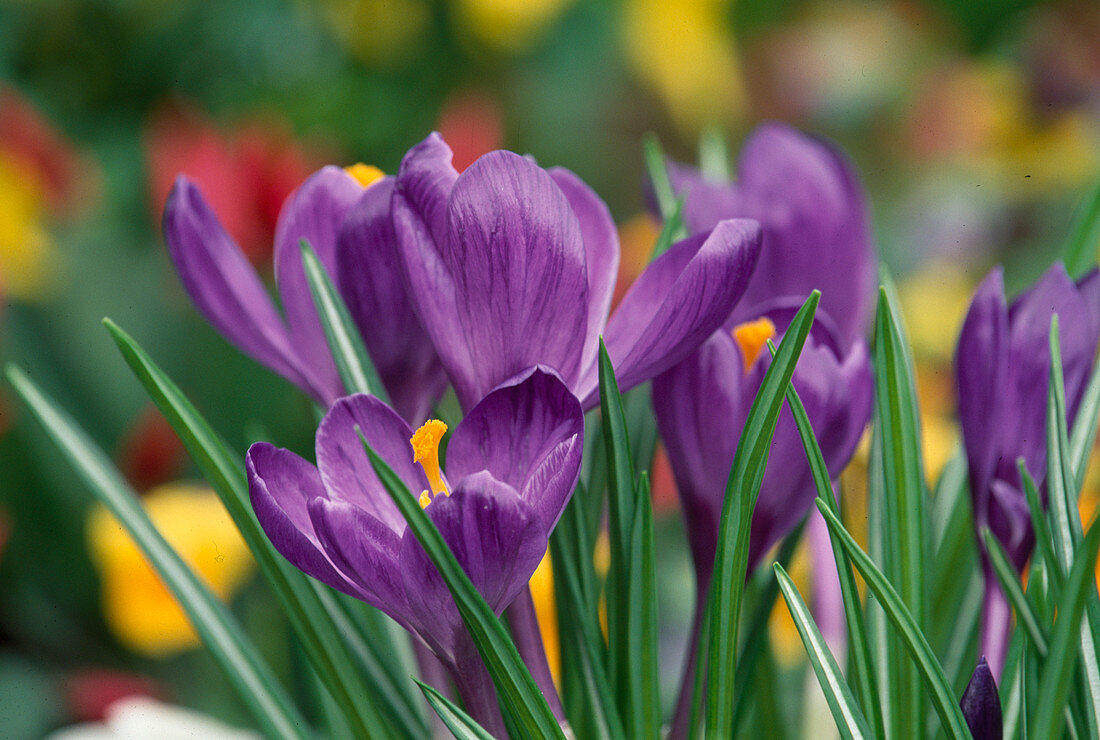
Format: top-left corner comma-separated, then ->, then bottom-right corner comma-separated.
63,669 -> 164,724
145,102 -> 323,266
436,89 -> 504,172
86,483 -> 255,657
115,406 -> 188,493
0,85 -> 95,301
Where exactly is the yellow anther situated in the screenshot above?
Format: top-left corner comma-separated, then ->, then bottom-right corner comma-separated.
419,490 -> 433,509
732,317 -> 777,370
411,419 -> 449,496
344,163 -> 385,189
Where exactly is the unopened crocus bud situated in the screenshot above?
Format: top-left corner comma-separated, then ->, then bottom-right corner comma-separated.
960,656 -> 1002,740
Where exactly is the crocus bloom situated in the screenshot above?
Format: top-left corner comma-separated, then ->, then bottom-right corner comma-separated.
959,657 -> 1002,740
662,122 -> 875,348
393,132 -> 761,412
955,262 -> 1100,676
86,484 -> 255,657
246,367 -> 582,732
163,165 -> 446,422
653,306 -> 872,735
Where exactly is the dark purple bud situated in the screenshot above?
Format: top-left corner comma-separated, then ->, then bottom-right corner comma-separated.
960,656 -> 1003,740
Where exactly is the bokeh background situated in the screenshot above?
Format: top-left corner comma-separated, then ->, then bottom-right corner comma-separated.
1,0 -> 1098,735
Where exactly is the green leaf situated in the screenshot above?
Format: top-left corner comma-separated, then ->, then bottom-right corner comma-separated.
1029,513 -> 1100,739
702,291 -> 819,737
1045,317 -> 1100,724
597,341 -> 657,738
815,501 -> 971,739
871,282 -> 928,740
698,127 -> 731,182
780,359 -> 884,738
1063,181 -> 1100,278
774,564 -> 873,740
982,528 -> 1049,657
416,681 -> 496,740
1069,360 -> 1100,488
626,472 -> 660,739
549,515 -> 625,740
103,319 -> 423,739
649,198 -> 685,261
360,434 -> 566,740
729,518 -> 806,732
642,132 -> 678,223
5,365 -> 312,740
299,239 -> 389,402
1019,461 -> 1064,594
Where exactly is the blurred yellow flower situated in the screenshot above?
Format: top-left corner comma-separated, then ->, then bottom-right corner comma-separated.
0,155 -> 60,300
314,0 -> 430,64
87,483 -> 255,657
453,0 -> 575,54
622,0 -> 744,134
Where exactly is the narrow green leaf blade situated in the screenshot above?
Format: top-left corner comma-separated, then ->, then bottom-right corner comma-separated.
781,363 -> 884,738
815,500 -> 971,739
626,472 -> 660,739
1063,180 -> 1100,278
596,339 -> 642,734
1029,514 -> 1100,739
300,238 -> 389,402
982,528 -> 1050,657
872,283 -> 927,740
643,132 -> 678,223
1046,317 -> 1100,724
774,564 -> 873,740
103,319 -> 422,739
5,365 -> 311,740
703,291 -> 819,736
361,435 -> 566,739
416,681 -> 496,740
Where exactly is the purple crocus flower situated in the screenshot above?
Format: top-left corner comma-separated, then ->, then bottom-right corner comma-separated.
955,262 -> 1100,677
392,133 -> 762,412
652,305 -> 872,736
163,166 -> 446,422
662,122 -> 875,348
960,657 -> 1003,740
246,367 -> 582,734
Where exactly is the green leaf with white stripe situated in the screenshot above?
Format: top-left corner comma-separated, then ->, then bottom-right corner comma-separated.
5,365 -> 311,740
774,564 -> 872,740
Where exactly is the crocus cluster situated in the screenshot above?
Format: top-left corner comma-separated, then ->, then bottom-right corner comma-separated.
653,123 -> 876,735
165,130 -> 767,733
955,262 -> 1100,676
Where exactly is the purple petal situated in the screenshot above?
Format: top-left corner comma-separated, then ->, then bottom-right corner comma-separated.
273,167 -> 365,404
163,177 -> 323,398
956,268 -> 1009,516
727,124 -> 876,345
308,496 -> 410,625
652,331 -> 746,585
582,218 -> 761,407
1008,263 -> 1100,461
399,472 -> 546,659
315,393 -> 428,534
549,167 -> 620,376
447,367 -> 583,530
960,657 -> 1003,740
438,150 -> 590,410
246,442 -> 366,599
393,135 -> 473,407
336,177 -> 448,423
